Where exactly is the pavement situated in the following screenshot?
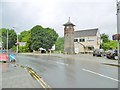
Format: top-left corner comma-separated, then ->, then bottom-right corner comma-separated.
1,63 -> 42,88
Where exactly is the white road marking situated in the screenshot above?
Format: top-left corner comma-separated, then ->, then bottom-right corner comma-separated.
82,68 -> 119,82
48,59 -> 68,66
55,61 -> 69,66
50,60 -> 68,66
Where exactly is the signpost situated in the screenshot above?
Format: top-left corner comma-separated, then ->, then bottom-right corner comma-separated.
13,27 -> 19,54
116,2 -> 120,90
117,0 -> 120,60
7,29 -> 8,54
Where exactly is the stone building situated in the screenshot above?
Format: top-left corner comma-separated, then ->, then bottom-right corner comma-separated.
63,18 -> 75,54
63,18 -> 101,54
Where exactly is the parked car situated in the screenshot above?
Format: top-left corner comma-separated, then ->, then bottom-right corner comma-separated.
106,50 -> 119,60
93,49 -> 105,57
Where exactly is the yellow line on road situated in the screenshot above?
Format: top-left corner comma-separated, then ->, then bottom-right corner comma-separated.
16,64 -> 52,89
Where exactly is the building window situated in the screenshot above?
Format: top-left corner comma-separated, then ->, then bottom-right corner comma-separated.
79,39 -> 85,42
88,46 -> 94,50
74,39 -> 78,42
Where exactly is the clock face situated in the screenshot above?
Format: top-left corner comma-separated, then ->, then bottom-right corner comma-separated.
66,26 -> 69,28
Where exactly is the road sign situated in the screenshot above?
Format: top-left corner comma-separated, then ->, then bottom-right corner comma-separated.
112,34 -> 120,40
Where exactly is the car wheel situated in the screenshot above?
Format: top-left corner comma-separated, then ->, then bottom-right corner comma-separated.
106,56 -> 110,59
114,56 -> 118,60
100,54 -> 103,57
93,54 -> 95,56
3,61 -> 6,63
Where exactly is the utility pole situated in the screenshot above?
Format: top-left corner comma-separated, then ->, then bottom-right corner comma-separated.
116,0 -> 120,60
13,27 -> 19,54
116,1 -> 120,89
7,29 -> 8,54
17,34 -> 18,53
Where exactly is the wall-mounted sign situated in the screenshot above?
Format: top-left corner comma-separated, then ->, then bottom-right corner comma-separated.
112,34 -> 120,40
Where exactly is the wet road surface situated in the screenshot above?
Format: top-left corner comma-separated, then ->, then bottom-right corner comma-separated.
14,54 -> 118,88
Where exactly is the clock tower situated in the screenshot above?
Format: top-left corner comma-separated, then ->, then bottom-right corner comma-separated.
63,17 -> 75,54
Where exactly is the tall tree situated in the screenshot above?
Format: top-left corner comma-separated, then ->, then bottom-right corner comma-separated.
19,30 -> 30,42
101,33 -> 110,43
0,29 -> 2,42
30,25 -> 58,51
1,28 -> 17,49
100,33 -> 117,50
18,30 -> 31,52
0,30 -> 2,49
8,30 -> 17,49
55,37 -> 64,52
101,40 -> 117,50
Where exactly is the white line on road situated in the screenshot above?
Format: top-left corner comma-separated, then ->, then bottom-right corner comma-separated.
55,61 -> 69,66
82,68 -> 119,82
48,59 -> 69,66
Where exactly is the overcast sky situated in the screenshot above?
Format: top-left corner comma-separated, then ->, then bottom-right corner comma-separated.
1,0 -> 118,39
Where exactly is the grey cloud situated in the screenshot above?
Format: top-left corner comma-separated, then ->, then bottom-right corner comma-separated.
1,0 -> 118,38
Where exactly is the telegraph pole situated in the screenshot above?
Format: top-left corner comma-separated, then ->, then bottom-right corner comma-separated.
116,1 -> 120,90
116,0 -> 120,60
13,27 -> 19,54
7,29 -> 8,54
17,34 -> 18,53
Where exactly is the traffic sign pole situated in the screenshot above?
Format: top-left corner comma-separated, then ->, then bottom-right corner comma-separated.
7,29 -> 8,54
117,0 -> 120,60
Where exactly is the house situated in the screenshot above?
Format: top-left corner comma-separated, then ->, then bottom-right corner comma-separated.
19,42 -> 26,46
74,28 -> 101,53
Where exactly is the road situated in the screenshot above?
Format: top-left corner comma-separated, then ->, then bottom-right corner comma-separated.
12,54 -> 119,88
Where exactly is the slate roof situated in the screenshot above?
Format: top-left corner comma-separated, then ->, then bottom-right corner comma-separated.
63,17 -> 75,26
63,21 -> 75,26
74,28 -> 98,37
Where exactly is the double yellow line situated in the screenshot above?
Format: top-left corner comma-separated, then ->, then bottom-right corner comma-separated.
16,64 -> 52,89
27,67 -> 51,89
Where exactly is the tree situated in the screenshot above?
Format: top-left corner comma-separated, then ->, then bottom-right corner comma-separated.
0,30 -> 2,49
19,30 -> 30,42
0,28 -> 17,49
0,29 -> 2,43
17,30 -> 31,52
30,25 -> 58,51
101,40 -> 117,50
101,33 -> 110,43
100,33 -> 117,50
0,30 -> 2,42
55,37 -> 64,52
8,30 -> 17,49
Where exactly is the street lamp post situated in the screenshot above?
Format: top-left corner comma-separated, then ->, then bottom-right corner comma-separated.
17,34 -> 18,53
7,29 -> 8,54
116,0 -> 120,60
13,27 -> 19,54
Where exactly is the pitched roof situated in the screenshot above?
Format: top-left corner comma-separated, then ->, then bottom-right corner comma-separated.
63,17 -> 75,26
74,28 -> 98,37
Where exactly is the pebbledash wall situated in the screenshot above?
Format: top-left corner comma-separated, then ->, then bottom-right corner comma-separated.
74,28 -> 101,54
63,19 -> 101,54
